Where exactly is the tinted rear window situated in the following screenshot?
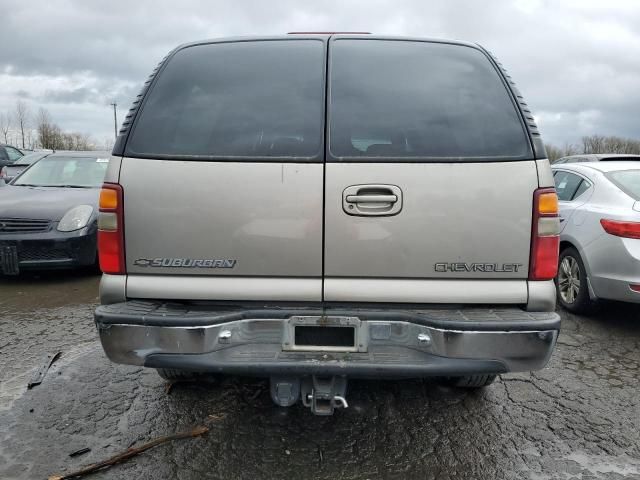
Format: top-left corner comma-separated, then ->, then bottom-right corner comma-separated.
329,40 -> 531,161
126,40 -> 325,159
608,170 -> 640,200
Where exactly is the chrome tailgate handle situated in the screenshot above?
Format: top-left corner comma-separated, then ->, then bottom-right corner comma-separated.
345,194 -> 398,204
342,184 -> 403,216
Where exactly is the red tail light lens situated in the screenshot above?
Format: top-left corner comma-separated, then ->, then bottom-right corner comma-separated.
600,219 -> 640,240
0,167 -> 6,179
529,188 -> 560,281
98,183 -> 125,274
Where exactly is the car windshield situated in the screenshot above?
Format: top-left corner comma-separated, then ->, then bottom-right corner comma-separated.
608,169 -> 640,200
12,151 -> 50,165
13,155 -> 108,187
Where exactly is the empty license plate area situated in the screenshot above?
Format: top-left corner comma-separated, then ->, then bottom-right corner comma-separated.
283,316 -> 366,352
295,326 -> 354,347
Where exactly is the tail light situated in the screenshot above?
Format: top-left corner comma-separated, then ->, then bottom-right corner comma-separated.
0,167 -> 6,179
98,183 -> 125,274
600,219 -> 640,240
529,188 -> 560,281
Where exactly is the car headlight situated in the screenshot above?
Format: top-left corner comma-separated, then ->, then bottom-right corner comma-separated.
57,205 -> 94,232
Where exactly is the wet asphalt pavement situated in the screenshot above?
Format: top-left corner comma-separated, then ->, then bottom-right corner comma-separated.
0,272 -> 639,480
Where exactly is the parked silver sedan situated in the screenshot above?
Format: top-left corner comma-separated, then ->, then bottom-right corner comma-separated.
554,153 -> 640,164
551,161 -> 640,313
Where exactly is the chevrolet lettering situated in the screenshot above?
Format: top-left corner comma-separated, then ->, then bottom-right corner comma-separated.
434,263 -> 523,273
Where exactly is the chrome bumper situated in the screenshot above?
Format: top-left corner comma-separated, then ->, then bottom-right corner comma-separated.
95,302 -> 560,377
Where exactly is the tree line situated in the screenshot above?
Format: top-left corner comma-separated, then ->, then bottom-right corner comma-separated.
0,100 -> 96,151
546,135 -> 640,162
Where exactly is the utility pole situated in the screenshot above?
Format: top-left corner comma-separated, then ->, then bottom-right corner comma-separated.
109,102 -> 118,139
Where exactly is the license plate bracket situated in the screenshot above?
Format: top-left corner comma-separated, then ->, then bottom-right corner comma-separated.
283,316 -> 366,352
0,245 -> 19,275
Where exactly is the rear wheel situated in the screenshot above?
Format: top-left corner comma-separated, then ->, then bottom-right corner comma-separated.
156,368 -> 209,382
440,374 -> 497,388
556,247 -> 598,314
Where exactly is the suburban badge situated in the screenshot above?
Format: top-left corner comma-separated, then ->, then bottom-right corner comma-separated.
133,258 -> 237,268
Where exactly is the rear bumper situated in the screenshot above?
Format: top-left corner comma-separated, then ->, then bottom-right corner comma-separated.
583,235 -> 640,304
95,301 -> 560,377
590,275 -> 640,304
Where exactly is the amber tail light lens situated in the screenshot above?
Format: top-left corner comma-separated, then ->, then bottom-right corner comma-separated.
98,183 -> 125,274
529,188 -> 560,281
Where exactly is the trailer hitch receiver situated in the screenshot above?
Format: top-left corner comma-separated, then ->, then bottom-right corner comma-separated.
301,376 -> 348,416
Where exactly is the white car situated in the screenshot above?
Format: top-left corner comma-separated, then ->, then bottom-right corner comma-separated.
552,161 -> 640,313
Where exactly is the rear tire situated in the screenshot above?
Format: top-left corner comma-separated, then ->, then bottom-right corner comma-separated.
441,374 -> 497,388
156,368 -> 202,381
556,247 -> 598,314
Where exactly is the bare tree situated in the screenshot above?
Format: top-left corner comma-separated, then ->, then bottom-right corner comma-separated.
545,144 -> 564,162
15,100 -> 30,149
581,134 -> 640,155
36,107 -> 56,149
548,135 -> 640,163
0,112 -> 10,144
582,134 -> 605,154
34,107 -> 95,150
546,142 -> 579,163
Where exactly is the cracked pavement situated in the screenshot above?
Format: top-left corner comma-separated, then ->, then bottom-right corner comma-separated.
0,272 -> 639,479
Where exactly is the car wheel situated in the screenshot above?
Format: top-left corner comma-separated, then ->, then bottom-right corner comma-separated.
556,247 -> 598,314
440,374 -> 496,388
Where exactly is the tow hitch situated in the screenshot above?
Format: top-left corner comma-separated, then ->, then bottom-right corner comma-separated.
270,375 -> 349,416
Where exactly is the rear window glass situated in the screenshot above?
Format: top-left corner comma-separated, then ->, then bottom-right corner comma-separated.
329,40 -> 531,160
126,40 -> 325,159
608,170 -> 640,200
600,157 -> 640,162
554,171 -> 584,201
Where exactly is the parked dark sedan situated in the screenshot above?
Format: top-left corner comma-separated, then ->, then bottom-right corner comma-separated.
0,151 -> 110,274
0,150 -> 53,183
0,144 -> 24,170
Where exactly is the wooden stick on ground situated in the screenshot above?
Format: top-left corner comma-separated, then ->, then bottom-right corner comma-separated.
48,425 -> 209,480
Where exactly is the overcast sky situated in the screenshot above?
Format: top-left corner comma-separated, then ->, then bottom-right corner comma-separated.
1,0 -> 639,149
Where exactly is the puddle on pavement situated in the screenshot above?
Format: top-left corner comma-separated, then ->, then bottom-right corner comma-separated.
0,342 -> 100,412
566,451 -> 640,477
0,270 -> 100,312
528,452 -> 640,480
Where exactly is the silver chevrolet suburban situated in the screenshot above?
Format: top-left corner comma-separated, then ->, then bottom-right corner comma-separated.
95,34 -> 561,415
